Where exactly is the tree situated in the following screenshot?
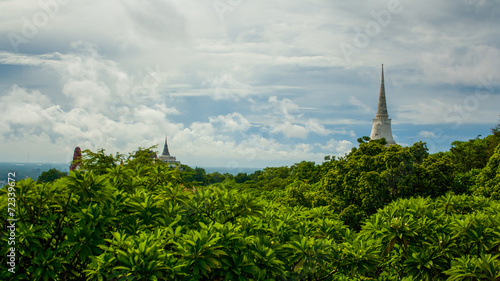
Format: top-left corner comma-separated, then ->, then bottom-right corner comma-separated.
487,120 -> 500,157
257,166 -> 291,190
450,137 -> 490,173
80,148 -> 122,175
3,147 -> 500,280
474,143 -> 500,199
206,172 -> 225,184
193,167 -> 207,183
235,172 -> 249,184
180,165 -> 196,183
419,153 -> 455,197
322,140 -> 435,226
290,161 -> 320,184
37,168 -> 67,183
357,136 -> 371,144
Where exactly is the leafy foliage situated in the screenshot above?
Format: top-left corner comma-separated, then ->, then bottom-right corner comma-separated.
2,126 -> 500,280
37,168 -> 67,183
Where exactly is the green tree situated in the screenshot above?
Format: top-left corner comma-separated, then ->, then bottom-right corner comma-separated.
322,140 -> 433,226
235,172 -> 249,184
193,167 -> 207,184
80,148 -> 122,175
474,143 -> 500,199
419,153 -> 455,197
450,137 -> 490,173
290,161 -> 321,184
4,140 -> 500,280
487,120 -> 500,157
206,172 -> 226,184
37,168 -> 67,183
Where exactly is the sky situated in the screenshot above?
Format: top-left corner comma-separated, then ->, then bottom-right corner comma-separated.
0,0 -> 499,170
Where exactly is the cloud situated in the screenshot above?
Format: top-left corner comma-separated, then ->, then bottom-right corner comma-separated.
0,91 -> 342,165
270,121 -> 310,139
397,99 -> 450,125
209,112 -> 251,132
62,80 -> 112,110
1,0 -> 499,166
317,139 -> 354,157
205,73 -> 253,100
0,47 -> 178,112
419,130 -> 436,138
260,96 -> 331,138
268,96 -> 300,116
0,81 -> 181,162
0,85 -> 56,132
419,45 -> 500,85
397,95 -> 500,126
349,96 -> 372,113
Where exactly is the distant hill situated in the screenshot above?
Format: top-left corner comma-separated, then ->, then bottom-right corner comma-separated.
203,166 -> 262,176
0,162 -> 69,184
0,162 -> 261,186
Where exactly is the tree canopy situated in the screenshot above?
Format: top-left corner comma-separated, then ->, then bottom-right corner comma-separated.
1,122 -> 500,280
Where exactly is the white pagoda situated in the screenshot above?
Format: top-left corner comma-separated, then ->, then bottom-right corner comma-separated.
370,64 -> 396,145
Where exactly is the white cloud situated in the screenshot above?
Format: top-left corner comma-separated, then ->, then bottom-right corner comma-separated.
419,45 -> 500,85
62,80 -> 112,110
271,121 -> 309,139
419,131 -> 436,138
260,96 -> 332,139
1,0 -> 499,166
0,48 -> 170,111
304,119 -> 330,136
267,96 -> 300,116
133,106 -> 167,125
349,96 -> 372,113
0,82 -> 180,162
1,86 -> 56,130
188,122 -> 215,138
205,73 -> 253,100
397,96 -> 500,125
317,139 -> 354,157
1,84 -> 51,107
397,99 -> 450,125
209,112 -> 251,132
268,118 -> 331,139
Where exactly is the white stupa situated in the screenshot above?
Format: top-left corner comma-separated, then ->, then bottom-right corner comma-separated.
370,64 -> 396,145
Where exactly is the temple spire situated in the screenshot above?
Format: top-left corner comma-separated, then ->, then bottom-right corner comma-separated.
158,135 -> 181,166
162,136 -> 170,156
376,64 -> 389,118
370,64 -> 396,145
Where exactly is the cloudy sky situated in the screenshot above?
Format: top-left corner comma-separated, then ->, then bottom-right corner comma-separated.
0,0 -> 499,169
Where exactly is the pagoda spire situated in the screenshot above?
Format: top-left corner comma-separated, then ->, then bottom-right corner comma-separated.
162,136 -> 170,156
158,135 -> 181,166
370,64 -> 396,145
376,64 -> 389,118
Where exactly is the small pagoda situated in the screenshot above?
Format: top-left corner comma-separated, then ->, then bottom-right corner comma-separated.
158,136 -> 181,165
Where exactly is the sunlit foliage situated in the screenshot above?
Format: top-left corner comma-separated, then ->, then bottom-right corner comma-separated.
1,125 -> 499,280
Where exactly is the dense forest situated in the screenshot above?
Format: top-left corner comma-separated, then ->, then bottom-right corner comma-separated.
1,123 -> 500,280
